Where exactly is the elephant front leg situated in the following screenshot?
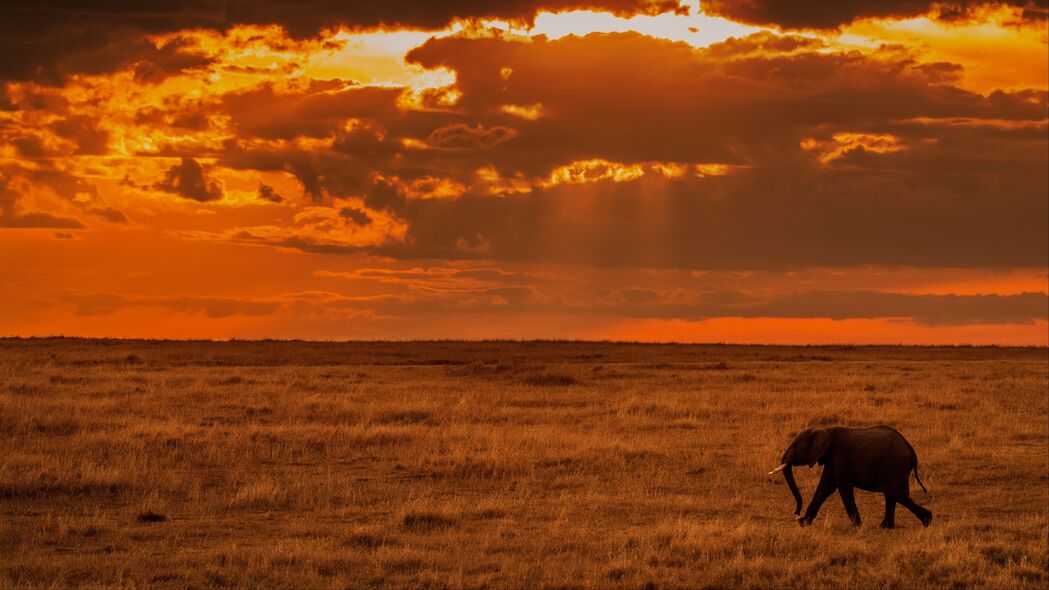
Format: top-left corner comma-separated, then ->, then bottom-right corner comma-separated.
837,484 -> 861,526
798,470 -> 836,526
880,496 -> 896,529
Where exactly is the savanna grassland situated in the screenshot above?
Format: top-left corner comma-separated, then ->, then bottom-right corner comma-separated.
1,339 -> 1046,589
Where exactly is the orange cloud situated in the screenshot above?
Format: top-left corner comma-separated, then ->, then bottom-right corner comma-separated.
701,0 -> 1047,30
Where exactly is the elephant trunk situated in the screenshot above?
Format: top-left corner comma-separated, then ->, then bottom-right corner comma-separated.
783,465 -> 802,515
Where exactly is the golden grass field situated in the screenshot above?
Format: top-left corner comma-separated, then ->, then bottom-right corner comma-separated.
1,339 -> 1046,589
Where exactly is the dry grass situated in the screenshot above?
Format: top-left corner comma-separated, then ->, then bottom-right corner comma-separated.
0,338 -> 1045,588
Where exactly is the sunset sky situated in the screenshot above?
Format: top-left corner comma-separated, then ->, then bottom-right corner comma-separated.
1,0 -> 1047,343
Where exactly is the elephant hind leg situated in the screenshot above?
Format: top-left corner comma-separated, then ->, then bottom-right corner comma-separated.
899,497 -> 932,527
880,496 -> 896,529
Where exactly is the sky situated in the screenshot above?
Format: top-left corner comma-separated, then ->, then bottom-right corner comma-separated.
1,0 -> 1047,343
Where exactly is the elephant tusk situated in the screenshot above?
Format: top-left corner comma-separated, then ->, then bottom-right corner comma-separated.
767,463 -> 788,475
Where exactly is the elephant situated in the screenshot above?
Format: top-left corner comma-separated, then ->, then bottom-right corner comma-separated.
768,426 -> 931,528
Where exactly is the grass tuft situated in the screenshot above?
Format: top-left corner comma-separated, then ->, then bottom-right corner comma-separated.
401,511 -> 457,531
136,511 -> 168,523
522,373 -> 580,386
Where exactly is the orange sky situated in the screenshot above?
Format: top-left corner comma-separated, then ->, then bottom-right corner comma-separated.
1,0 -> 1046,343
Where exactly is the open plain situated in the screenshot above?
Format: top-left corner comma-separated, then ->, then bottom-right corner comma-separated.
0,339 -> 1046,588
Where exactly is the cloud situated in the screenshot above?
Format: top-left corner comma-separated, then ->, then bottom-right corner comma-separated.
50,115 -> 110,155
57,29 -> 1036,273
155,158 -> 224,202
87,206 -> 129,223
222,1 -> 687,35
701,0 -> 1048,29
203,28 -> 1042,230
0,168 -> 86,228
276,285 -> 547,318
702,31 -> 826,58
426,124 -> 518,150
303,263 -> 1049,325
60,292 -> 280,318
0,10 -> 216,84
0,1 -> 684,84
397,32 -> 1044,182
195,202 -> 406,253
385,163 -> 1047,269
258,184 -> 284,203
0,211 -> 86,229
602,287 -> 1049,325
237,283 -> 1049,325
752,290 -> 1049,325
315,265 -> 562,290
131,37 -> 214,84
363,177 -> 408,214
221,81 -> 402,140
339,206 -> 372,225
220,143 -> 348,201
309,32 -> 1038,269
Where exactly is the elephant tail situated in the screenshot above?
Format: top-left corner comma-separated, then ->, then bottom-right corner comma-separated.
901,435 -> 929,494
913,457 -> 928,494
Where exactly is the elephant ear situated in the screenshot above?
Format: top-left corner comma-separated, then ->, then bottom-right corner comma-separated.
808,429 -> 832,467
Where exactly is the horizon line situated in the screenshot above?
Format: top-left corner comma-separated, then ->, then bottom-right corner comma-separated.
3,336 -> 1046,349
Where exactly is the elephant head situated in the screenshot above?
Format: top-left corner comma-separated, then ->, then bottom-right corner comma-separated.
768,428 -> 832,515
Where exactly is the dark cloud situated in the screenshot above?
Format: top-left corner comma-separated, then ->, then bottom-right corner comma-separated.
87,206 -> 129,223
178,32 -> 1046,273
258,184 -> 284,203
701,0 -> 1048,29
273,283 -> 1049,325
51,115 -> 109,155
132,38 -> 214,84
426,124 -> 518,149
339,206 -> 373,225
222,142 -> 299,178
216,32 -> 1042,214
363,177 -> 408,214
222,82 -> 402,140
134,99 -> 215,132
225,229 -> 369,255
218,32 -> 1038,270
0,167 -> 86,229
155,158 -> 224,202
223,1 -> 686,36
403,32 -> 1045,178
317,266 -> 556,287
60,292 -> 280,318
0,4 -> 217,84
332,123 -> 402,160
749,290 -> 1049,325
0,211 -> 86,229
702,31 -> 826,58
603,287 -> 1049,325
220,142 -> 368,202
2,85 -> 69,113
279,285 -> 547,318
0,1 -> 684,84
12,136 -> 50,158
3,112 -> 109,158
380,150 -> 1047,269
0,87 -> 15,111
